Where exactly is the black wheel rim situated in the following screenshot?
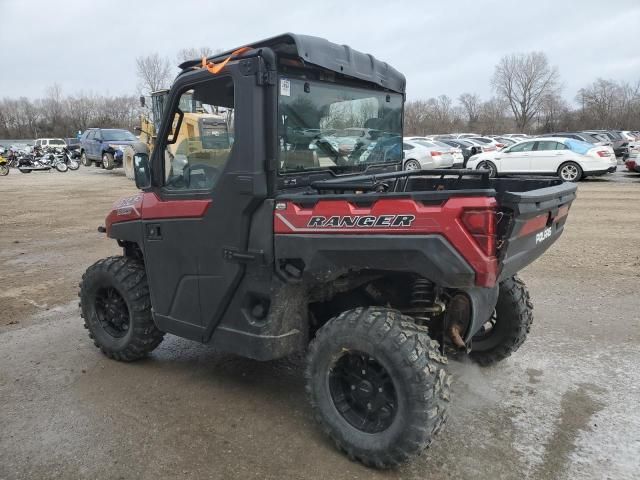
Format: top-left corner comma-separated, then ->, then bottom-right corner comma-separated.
328,351 -> 397,433
94,287 -> 130,338
473,310 -> 497,341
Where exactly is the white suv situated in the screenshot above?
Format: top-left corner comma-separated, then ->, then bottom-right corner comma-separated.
35,138 -> 67,149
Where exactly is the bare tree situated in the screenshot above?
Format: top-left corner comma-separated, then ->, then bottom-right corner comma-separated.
492,52 -> 560,131
135,53 -> 172,94
479,97 -> 509,134
176,47 -> 222,63
537,93 -> 569,132
458,93 -> 481,129
576,78 -> 622,129
404,100 -> 431,136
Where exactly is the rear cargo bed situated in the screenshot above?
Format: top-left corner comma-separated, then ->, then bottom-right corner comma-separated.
303,170 -> 578,282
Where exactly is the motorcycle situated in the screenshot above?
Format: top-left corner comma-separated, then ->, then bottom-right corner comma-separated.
58,147 -> 79,170
5,147 -> 22,168
17,148 -> 51,173
0,154 -> 9,176
34,146 -> 68,172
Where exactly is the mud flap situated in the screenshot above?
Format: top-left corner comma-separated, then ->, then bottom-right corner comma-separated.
461,285 -> 499,343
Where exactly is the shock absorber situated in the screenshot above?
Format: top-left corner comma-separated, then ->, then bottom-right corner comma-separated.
409,278 -> 445,324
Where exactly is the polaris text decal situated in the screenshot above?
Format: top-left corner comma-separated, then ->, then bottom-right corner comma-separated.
535,227 -> 552,244
114,194 -> 142,216
307,215 -> 416,228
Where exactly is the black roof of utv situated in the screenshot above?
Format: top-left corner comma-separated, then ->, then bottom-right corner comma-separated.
179,33 -> 406,94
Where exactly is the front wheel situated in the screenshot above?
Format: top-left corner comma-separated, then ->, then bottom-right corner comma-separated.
67,159 -> 80,170
79,256 -> 165,361
102,153 -> 115,170
306,307 -> 450,468
558,161 -> 582,182
469,275 -> 533,366
55,162 -> 68,172
80,151 -> 92,166
477,160 -> 497,178
0,164 -> 8,176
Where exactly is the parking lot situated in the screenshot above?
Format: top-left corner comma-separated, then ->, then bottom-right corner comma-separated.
1,167 -> 639,480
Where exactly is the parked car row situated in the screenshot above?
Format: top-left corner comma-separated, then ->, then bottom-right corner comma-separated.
467,137 -> 617,182
418,130 -> 639,159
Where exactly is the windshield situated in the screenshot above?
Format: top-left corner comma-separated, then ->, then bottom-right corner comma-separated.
102,130 -> 137,142
278,78 -> 403,174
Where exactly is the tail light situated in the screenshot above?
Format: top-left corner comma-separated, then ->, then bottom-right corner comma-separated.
461,209 -> 496,257
596,150 -> 611,157
431,151 -> 442,156
495,143 -> 505,149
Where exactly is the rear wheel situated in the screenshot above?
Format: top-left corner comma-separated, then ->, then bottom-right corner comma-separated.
558,161 -> 582,182
306,307 -> 450,468
469,275 -> 533,366
403,159 -> 421,171
102,153 -> 116,170
0,164 -> 8,176
79,256 -> 164,361
477,160 -> 497,177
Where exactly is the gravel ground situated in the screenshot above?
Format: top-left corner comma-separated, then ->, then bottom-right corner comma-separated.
0,166 -> 639,480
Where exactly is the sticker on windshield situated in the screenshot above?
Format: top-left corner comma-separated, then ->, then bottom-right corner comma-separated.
280,78 -> 291,97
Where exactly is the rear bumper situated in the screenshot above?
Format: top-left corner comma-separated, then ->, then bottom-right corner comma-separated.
583,166 -> 616,176
433,157 -> 454,168
497,181 -> 577,282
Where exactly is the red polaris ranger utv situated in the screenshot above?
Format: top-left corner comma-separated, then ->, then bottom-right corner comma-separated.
80,34 -> 577,468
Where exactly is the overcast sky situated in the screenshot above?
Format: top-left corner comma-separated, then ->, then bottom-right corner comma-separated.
1,0 -> 639,104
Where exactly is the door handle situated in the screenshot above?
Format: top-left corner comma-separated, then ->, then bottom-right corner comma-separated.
145,223 -> 162,240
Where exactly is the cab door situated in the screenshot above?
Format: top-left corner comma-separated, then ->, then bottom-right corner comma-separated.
142,64 -> 267,340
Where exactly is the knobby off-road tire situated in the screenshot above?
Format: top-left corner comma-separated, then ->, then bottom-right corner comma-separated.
79,256 -> 164,361
469,275 -> 533,366
306,307 -> 450,468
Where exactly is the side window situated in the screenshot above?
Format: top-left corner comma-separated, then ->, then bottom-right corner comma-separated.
403,143 -> 414,150
35,140 -> 41,147
163,76 -> 235,191
94,131 -> 102,141
509,142 -> 535,153
536,141 -> 567,151
535,141 -> 557,151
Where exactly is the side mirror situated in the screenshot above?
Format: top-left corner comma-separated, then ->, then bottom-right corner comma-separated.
134,126 -> 142,133
133,153 -> 151,189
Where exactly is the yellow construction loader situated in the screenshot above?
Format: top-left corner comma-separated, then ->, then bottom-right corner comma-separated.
127,89 -> 230,180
